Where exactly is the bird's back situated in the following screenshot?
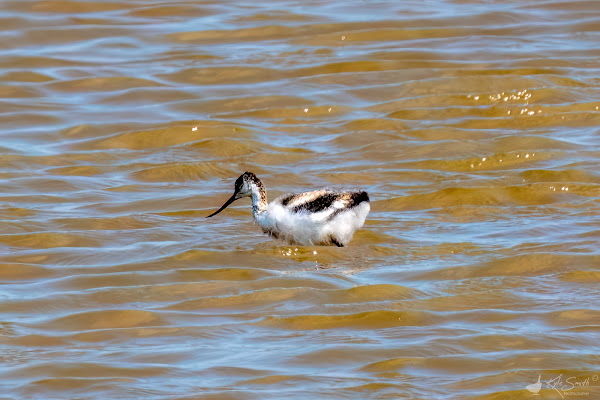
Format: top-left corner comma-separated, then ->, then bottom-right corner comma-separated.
257,189 -> 370,246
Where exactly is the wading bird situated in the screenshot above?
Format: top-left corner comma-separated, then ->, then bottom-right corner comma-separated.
206,172 -> 370,246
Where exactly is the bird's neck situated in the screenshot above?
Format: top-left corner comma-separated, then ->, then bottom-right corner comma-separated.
250,181 -> 268,219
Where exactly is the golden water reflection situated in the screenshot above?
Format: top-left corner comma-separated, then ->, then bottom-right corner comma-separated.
1,0 -> 599,399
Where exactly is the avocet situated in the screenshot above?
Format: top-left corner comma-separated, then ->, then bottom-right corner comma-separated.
206,172 -> 370,246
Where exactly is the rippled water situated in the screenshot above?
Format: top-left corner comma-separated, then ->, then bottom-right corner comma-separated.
1,0 -> 599,398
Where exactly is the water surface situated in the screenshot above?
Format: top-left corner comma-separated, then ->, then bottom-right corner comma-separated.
1,0 -> 599,399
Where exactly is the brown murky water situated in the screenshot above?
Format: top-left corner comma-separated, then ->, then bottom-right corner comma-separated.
1,0 -> 599,399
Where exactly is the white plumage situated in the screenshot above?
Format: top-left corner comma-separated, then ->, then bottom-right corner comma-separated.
206,172 -> 370,247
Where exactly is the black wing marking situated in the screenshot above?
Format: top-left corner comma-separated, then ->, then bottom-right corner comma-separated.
291,193 -> 339,213
280,194 -> 296,207
287,191 -> 369,214
351,191 -> 369,205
